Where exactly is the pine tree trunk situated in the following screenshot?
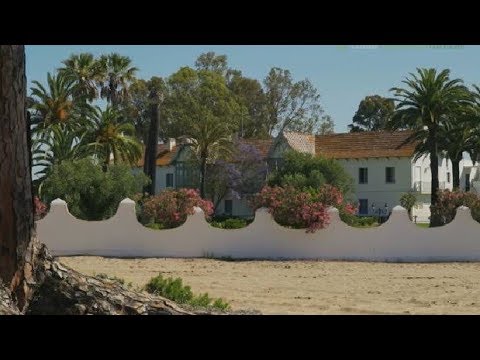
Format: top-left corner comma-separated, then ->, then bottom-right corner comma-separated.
26,243 -> 191,315
0,45 -> 37,310
0,46 -> 202,316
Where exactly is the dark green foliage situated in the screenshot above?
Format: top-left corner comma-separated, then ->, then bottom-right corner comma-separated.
400,192 -> 417,220
145,222 -> 166,230
268,150 -> 354,196
348,95 -> 395,132
210,218 -> 248,229
145,274 -> 230,311
341,214 -> 379,227
390,68 -> 473,227
145,276 -> 193,304
40,159 -> 150,220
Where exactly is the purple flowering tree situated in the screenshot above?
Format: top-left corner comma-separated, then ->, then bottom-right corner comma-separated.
206,140 -> 268,213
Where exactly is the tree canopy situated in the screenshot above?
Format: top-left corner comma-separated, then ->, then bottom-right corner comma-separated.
267,150 -> 354,197
348,95 -> 395,132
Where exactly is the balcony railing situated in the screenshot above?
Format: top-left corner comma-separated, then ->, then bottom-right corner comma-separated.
412,181 -> 446,194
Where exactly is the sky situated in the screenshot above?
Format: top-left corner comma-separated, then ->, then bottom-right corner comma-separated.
25,45 -> 480,133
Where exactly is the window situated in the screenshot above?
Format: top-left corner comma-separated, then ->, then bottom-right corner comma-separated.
359,168 -> 368,184
166,173 -> 174,188
385,167 -> 395,183
358,199 -> 368,215
447,172 -> 451,183
224,200 -> 233,215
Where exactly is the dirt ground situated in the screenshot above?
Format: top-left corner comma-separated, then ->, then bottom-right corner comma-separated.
59,256 -> 480,315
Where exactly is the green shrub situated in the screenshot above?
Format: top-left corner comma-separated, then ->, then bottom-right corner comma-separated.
341,213 -> 379,227
400,192 -> 417,220
145,276 -> 193,304
212,298 -> 230,311
223,218 -> 248,229
40,159 -> 150,220
145,274 -> 230,311
145,222 -> 166,230
210,218 -> 248,229
267,150 -> 354,196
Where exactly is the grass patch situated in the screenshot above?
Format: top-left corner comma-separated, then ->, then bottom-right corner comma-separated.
145,274 -> 230,311
416,223 -> 430,228
145,223 -> 166,230
209,217 -> 250,229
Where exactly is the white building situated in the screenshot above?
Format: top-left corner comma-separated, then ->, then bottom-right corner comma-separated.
136,130 -> 480,222
134,137 -> 273,218
271,130 -> 480,223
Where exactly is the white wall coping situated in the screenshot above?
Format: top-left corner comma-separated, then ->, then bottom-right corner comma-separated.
37,198 -> 480,262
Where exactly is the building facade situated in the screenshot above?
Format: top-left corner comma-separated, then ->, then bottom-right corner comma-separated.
135,131 -> 480,222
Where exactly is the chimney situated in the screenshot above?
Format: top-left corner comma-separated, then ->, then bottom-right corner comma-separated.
167,138 -> 176,151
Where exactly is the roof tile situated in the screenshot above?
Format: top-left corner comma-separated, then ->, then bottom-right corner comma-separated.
314,130 -> 418,159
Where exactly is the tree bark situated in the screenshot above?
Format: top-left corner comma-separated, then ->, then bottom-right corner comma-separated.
429,128 -> 441,227
145,91 -> 160,195
0,45 -> 37,310
143,142 -> 150,192
26,243 -> 191,315
452,154 -> 461,190
0,282 -> 20,315
0,241 -> 193,315
0,46 -> 205,316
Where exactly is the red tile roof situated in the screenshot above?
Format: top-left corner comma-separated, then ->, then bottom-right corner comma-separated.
314,130 -> 418,159
240,138 -> 274,159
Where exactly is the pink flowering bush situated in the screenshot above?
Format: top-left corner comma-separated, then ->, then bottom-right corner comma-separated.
431,190 -> 480,225
140,189 -> 214,229
34,196 -> 48,221
252,185 -> 357,233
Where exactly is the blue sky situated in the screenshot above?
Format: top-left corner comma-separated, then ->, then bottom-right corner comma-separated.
25,45 -> 480,133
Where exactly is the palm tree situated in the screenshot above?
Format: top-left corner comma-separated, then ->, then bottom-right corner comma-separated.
58,53 -> 104,103
439,116 -> 473,190
97,53 -> 138,108
390,68 -> 472,227
85,106 -> 142,170
465,85 -> 480,166
32,124 -> 89,194
30,72 -> 76,134
188,116 -> 234,198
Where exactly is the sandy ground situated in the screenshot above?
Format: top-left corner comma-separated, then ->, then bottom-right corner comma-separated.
59,256 -> 480,314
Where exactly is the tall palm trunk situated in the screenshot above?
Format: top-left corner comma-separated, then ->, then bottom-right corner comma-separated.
103,151 -> 110,172
145,92 -> 160,195
452,153 -> 462,190
110,82 -> 117,108
143,146 -> 151,193
200,150 -> 208,199
429,127 -> 441,227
